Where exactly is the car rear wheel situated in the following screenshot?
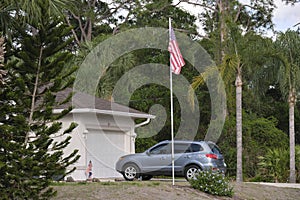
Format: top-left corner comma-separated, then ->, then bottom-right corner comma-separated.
123,163 -> 140,181
184,165 -> 200,181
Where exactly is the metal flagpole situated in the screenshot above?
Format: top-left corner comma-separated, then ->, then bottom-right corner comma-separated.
169,17 -> 175,186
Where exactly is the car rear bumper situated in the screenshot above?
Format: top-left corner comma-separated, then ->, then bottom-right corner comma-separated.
202,163 -> 226,173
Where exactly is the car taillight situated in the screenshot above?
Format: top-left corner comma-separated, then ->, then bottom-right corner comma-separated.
206,153 -> 217,159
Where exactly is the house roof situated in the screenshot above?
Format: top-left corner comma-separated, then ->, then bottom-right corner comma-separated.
53,88 -> 155,119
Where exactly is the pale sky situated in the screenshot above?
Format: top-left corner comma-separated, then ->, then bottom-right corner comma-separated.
272,0 -> 300,31
176,0 -> 300,36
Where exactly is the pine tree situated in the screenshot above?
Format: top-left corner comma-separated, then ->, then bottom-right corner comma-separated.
0,6 -> 80,200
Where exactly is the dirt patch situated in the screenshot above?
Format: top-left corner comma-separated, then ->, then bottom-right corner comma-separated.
232,182 -> 300,200
52,180 -> 300,200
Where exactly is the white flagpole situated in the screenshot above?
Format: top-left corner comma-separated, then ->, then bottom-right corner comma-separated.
169,17 -> 175,186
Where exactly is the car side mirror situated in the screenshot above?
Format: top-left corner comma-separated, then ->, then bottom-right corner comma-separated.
146,151 -> 150,156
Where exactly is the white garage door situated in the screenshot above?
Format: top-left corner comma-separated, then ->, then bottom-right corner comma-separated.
86,130 -> 126,178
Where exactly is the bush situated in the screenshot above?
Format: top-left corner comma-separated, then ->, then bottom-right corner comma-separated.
218,115 -> 289,179
257,146 -> 300,183
257,148 -> 289,182
189,170 -> 234,197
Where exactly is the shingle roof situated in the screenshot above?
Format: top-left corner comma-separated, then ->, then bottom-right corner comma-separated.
54,88 -> 154,119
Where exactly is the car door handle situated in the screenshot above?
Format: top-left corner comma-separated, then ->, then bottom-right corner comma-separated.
160,157 -> 166,160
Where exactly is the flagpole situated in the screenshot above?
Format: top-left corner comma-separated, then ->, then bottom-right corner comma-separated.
169,17 -> 175,186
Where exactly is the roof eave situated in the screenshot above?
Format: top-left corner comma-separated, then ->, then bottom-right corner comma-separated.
53,108 -> 155,119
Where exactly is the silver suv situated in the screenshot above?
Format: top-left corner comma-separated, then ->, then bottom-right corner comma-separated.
115,140 -> 226,181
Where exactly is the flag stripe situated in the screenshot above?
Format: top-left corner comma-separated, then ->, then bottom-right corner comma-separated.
168,27 -> 185,74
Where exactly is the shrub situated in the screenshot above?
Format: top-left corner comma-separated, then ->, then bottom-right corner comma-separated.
189,170 -> 234,197
218,115 -> 289,178
257,148 -> 289,182
257,146 -> 300,183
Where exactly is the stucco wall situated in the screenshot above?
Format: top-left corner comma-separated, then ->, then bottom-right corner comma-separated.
57,112 -> 136,180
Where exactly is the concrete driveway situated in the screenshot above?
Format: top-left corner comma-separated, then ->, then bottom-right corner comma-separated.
249,182 -> 300,189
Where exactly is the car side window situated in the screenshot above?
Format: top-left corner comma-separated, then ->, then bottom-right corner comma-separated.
174,143 -> 191,154
190,144 -> 204,152
149,143 -> 170,155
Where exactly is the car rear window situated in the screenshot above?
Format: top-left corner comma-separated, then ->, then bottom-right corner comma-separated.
190,144 -> 204,152
208,143 -> 222,154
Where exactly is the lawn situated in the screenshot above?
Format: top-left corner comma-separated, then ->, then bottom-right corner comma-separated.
51,180 -> 300,200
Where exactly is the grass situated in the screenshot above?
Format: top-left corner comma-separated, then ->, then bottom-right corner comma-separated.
99,182 -> 117,186
147,182 -> 160,186
51,180 -> 300,200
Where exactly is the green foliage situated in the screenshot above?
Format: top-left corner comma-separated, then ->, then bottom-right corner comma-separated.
257,148 -> 290,182
256,146 -> 300,182
0,5 -> 79,200
97,52 -> 137,100
131,60 -> 208,152
125,0 -> 197,32
189,171 -> 234,197
135,137 -> 157,153
273,30 -> 300,99
243,115 -> 289,178
219,113 -> 289,178
1,0 -> 299,197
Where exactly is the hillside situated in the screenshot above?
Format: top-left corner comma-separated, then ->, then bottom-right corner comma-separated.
52,180 -> 300,200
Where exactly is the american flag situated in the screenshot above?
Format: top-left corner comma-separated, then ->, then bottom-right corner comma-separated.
168,26 -> 185,74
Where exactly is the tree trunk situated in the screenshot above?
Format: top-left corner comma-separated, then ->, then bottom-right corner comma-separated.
25,46 -> 43,145
289,88 -> 296,183
0,37 -> 7,84
217,0 -> 228,64
87,19 -> 92,41
235,74 -> 243,182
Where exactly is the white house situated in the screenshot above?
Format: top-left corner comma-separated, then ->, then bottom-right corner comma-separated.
54,88 -> 154,180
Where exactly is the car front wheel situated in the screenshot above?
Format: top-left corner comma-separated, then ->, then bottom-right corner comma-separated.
184,165 -> 200,181
123,163 -> 140,181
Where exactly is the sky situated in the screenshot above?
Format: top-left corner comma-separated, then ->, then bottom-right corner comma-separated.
271,0 -> 300,31
176,0 -> 300,36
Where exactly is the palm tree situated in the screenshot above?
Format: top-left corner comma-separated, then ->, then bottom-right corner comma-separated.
0,0 -> 76,35
190,29 -> 273,182
189,40 -> 244,181
186,0 -> 275,182
273,30 -> 300,183
219,52 -> 243,182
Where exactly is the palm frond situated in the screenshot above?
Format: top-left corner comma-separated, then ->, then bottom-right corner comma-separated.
188,65 -> 227,110
188,74 -> 204,111
274,30 -> 300,100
